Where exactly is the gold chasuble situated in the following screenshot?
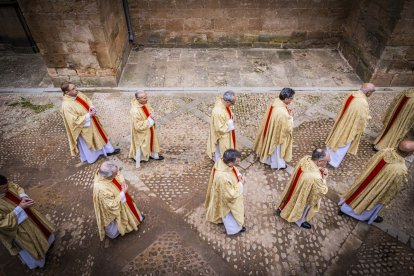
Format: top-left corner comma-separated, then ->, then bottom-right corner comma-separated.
93,172 -> 143,241
0,183 -> 54,259
206,99 -> 237,158
343,148 -> 407,214
253,98 -> 293,162
204,159 -> 244,226
61,92 -> 109,156
374,89 -> 414,150
277,156 -> 328,222
128,98 -> 160,159
325,91 -> 370,154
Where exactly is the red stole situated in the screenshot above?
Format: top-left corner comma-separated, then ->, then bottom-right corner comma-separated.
336,95 -> 354,125
225,107 -> 237,148
4,191 -> 52,239
279,168 -> 303,210
111,178 -> 142,223
262,106 -> 274,142
345,158 -> 386,205
375,96 -> 409,144
141,105 -> 154,152
75,96 -> 108,144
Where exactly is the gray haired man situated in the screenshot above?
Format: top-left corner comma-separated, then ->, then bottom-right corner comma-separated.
206,91 -> 237,161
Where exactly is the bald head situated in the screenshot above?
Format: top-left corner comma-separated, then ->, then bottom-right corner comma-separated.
397,139 -> 414,157
99,161 -> 118,178
360,83 -> 375,97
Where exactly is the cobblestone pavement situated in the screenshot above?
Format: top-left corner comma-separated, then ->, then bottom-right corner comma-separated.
0,90 -> 413,275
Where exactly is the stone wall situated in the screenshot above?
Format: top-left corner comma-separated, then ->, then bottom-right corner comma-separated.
339,0 -> 414,86
17,0 -> 130,86
129,0 -> 352,48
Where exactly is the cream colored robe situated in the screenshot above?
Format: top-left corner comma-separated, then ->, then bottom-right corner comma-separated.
374,89 -> 414,150
325,91 -> 370,154
0,183 -> 54,260
254,98 -> 293,162
128,98 -> 160,159
278,156 -> 328,223
204,159 -> 244,226
61,92 -> 109,156
206,99 -> 236,158
343,148 -> 407,214
93,172 -> 143,241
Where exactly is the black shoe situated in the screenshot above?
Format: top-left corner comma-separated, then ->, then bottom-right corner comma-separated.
373,216 -> 383,223
131,158 -> 136,163
107,148 -> 120,156
239,226 -> 246,233
150,155 -> 164,161
274,209 -> 281,216
338,209 -> 344,216
278,166 -> 287,170
371,144 -> 378,152
141,215 -> 145,222
300,221 -> 312,229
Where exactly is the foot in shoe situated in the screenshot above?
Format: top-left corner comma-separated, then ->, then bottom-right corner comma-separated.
338,209 -> 344,216
300,221 -> 312,229
239,226 -> 246,233
141,215 -> 145,222
131,158 -> 136,163
150,155 -> 164,161
274,209 -> 281,216
373,216 -> 383,223
278,166 -> 287,170
371,144 -> 378,152
107,148 -> 121,156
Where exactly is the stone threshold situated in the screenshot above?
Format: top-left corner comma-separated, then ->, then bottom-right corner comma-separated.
0,86 -> 411,94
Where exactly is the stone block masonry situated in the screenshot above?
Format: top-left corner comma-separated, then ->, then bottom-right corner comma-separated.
17,0 -> 131,87
128,0 -> 352,48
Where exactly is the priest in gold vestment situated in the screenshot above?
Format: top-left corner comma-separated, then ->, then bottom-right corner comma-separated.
93,161 -> 145,241
60,81 -> 120,164
0,175 -> 55,269
276,149 -> 330,229
128,91 -> 164,168
204,149 -> 246,235
325,83 -> 375,168
372,89 -> 414,151
338,140 -> 413,224
206,91 -> 237,161
254,88 -> 295,170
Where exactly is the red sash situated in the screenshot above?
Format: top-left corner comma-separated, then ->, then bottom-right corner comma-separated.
4,192 -> 52,239
336,95 -> 354,125
375,96 -> 409,144
262,106 -> 274,142
225,107 -> 237,148
279,168 -> 303,210
345,158 -> 386,205
111,178 -> 142,223
75,96 -> 108,144
141,105 -> 154,152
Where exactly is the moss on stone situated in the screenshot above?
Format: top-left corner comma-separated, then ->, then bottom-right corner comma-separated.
7,97 -> 53,113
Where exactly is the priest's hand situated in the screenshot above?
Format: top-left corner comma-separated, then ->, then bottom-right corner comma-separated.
89,107 -> 97,116
287,106 -> 294,116
121,182 -> 129,194
321,168 -> 329,180
19,197 -> 35,209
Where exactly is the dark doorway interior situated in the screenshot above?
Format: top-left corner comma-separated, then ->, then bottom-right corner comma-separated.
0,0 -> 38,53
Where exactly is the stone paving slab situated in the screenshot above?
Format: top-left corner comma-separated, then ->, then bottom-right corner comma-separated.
119,48 -> 362,87
0,90 -> 413,275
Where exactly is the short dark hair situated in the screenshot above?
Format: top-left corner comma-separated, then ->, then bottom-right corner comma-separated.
311,148 -> 326,161
223,149 -> 241,164
61,81 -> 72,93
0,175 -> 8,186
279,88 -> 295,100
